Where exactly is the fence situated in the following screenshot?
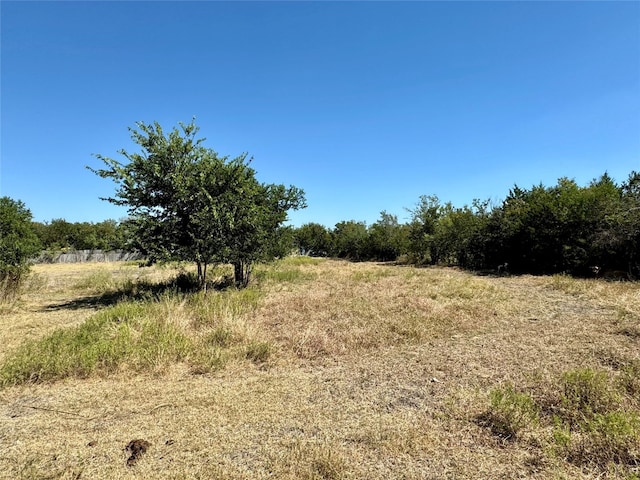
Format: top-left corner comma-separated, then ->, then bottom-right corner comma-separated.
34,250 -> 145,264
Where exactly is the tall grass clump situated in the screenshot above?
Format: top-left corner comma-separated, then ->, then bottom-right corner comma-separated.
549,369 -> 639,469
280,256 -> 325,267
250,257 -> 322,286
189,287 -> 262,328
559,368 -> 621,421
0,300 -> 192,386
0,266 -> 28,305
72,268 -> 117,292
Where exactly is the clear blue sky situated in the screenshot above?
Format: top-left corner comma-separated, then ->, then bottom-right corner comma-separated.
2,1 -> 639,228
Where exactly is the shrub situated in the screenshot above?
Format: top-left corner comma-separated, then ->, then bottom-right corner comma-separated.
0,197 -> 41,303
482,384 -> 539,440
561,369 -> 620,422
555,411 -> 640,467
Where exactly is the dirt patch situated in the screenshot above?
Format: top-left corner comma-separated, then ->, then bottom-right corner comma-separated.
125,439 -> 151,466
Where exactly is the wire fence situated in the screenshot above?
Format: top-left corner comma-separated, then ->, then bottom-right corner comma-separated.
34,250 -> 145,264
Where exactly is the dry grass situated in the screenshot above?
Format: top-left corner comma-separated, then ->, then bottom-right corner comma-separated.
0,259 -> 639,479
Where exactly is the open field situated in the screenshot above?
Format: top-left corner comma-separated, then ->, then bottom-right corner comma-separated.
1,259 -> 639,479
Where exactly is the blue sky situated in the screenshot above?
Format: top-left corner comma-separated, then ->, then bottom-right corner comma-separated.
2,1 -> 639,228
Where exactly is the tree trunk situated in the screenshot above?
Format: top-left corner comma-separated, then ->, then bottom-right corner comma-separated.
196,261 -> 208,291
233,260 -> 252,288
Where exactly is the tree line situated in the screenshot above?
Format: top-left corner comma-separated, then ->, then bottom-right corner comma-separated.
294,171 -> 640,278
2,119 -> 638,302
27,168 -> 640,279
31,219 -> 129,252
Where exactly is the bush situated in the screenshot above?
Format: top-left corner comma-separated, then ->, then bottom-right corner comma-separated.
481,384 -> 539,440
561,369 -> 620,422
0,197 -> 41,303
555,411 -> 640,467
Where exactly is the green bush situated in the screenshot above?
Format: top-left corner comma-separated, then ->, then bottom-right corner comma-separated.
561,369 -> 620,422
484,384 -> 539,439
555,411 -> 640,467
0,197 -> 41,303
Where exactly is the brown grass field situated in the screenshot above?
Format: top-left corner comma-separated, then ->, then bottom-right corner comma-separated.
1,259 -> 639,479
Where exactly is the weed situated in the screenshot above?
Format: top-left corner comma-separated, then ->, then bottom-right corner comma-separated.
620,360 -> 640,402
548,274 -> 589,295
556,411 -> 640,467
245,341 -> 273,364
189,288 -> 261,328
281,256 -> 325,267
350,268 -> 393,283
560,369 -> 620,422
206,327 -> 235,348
253,262 -> 316,284
480,384 -> 539,440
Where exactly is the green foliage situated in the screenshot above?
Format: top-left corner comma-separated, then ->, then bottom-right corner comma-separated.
294,222 -> 333,257
480,174 -> 634,275
32,218 -> 128,252
406,195 -> 442,264
89,120 -> 305,288
484,384 -> 539,439
332,220 -> 369,260
480,366 -> 640,473
553,411 -> 640,468
313,170 -> 636,275
245,341 -> 273,364
560,369 -> 620,421
364,211 -> 409,261
576,411 -> 640,466
0,197 -> 41,302
395,172 -> 637,276
431,200 -> 491,268
0,302 -> 192,386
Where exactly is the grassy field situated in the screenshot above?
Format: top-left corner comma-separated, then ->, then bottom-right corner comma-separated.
0,258 -> 638,479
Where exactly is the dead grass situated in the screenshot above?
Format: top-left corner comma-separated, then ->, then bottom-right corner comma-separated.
0,259 -> 639,479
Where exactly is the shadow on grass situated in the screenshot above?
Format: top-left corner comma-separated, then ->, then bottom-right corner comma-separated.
42,273 -> 235,311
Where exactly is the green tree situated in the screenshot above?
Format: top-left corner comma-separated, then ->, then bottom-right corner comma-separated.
593,171 -> 640,276
89,120 -> 305,289
365,211 -> 408,261
406,195 -> 442,264
294,223 -> 333,256
332,220 -> 368,260
0,197 -> 41,302
433,200 -> 490,268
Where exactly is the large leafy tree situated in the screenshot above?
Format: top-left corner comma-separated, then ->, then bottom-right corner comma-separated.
0,197 -> 41,301
89,120 -> 305,288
